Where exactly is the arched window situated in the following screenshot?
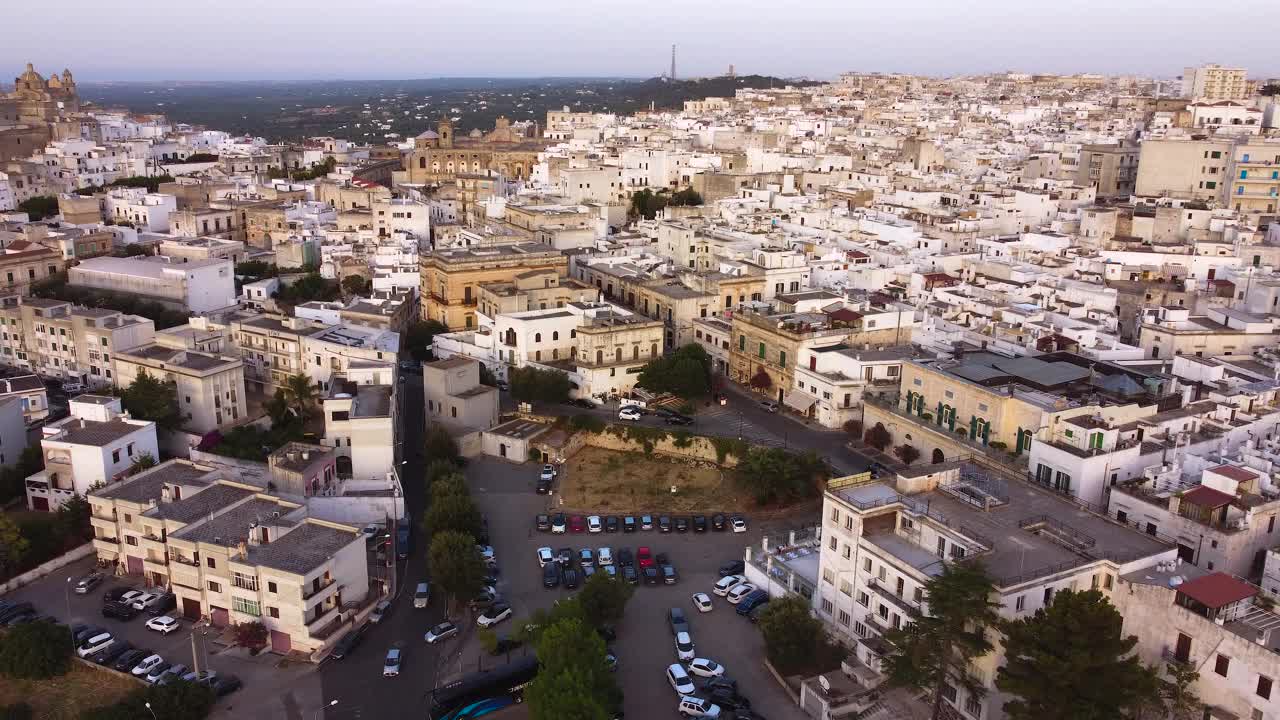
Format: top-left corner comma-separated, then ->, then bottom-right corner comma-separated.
552,331 -> 559,341
570,329 -> 576,339
534,333 -> 541,342
596,350 -> 603,364
615,348 -> 622,362
552,348 -> 559,359
632,347 -> 639,360
651,343 -> 658,357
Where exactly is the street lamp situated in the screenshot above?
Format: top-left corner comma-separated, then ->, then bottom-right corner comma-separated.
144,702 -> 157,720
64,576 -> 75,653
315,699 -> 338,720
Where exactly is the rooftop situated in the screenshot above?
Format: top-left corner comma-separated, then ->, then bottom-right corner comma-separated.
243,521 -> 359,575
150,483 -> 256,524
50,417 -> 150,447
93,460 -> 217,505
172,496 -> 298,546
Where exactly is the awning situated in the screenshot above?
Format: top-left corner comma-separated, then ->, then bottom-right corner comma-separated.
783,389 -> 818,413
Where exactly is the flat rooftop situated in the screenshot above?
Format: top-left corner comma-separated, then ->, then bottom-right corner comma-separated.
244,521 -> 359,575
93,460 -> 218,505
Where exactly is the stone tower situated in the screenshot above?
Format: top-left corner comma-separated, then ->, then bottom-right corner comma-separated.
436,117 -> 453,149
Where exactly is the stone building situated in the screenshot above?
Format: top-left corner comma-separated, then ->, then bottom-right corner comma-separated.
400,117 -> 546,184
419,242 -> 568,330
1,64 -> 82,162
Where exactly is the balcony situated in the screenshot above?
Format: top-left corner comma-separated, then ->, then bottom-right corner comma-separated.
1161,646 -> 1196,668
866,577 -> 922,616
303,577 -> 339,604
139,535 -> 167,554
143,558 -> 169,577
168,564 -> 200,590
90,515 -> 118,533
92,537 -> 121,556
305,603 -> 341,633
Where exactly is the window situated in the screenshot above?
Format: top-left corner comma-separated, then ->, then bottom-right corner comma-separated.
1043,587 -> 1054,605
112,450 -> 120,463
942,684 -> 957,702
1259,675 -> 1273,700
207,581 -> 222,592
268,581 -> 277,594
232,597 -> 261,617
206,557 -> 216,569
863,558 -> 872,573
1015,595 -> 1025,612
837,610 -> 851,626
1216,654 -> 1230,677
820,598 -> 833,613
829,536 -> 837,551
232,572 -> 258,591
125,536 -> 138,546
822,569 -> 834,584
964,696 -> 981,717
857,591 -> 869,607
758,342 -> 766,359
268,607 -> 280,619
839,580 -> 852,596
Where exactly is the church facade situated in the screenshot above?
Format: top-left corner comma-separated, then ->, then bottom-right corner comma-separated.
400,117 -> 546,184
1,63 -> 83,162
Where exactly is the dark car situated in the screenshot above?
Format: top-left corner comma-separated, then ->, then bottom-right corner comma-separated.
655,552 -> 670,565
736,590 -> 769,616
93,641 -> 133,665
621,565 -> 639,585
102,587 -> 133,603
542,563 -> 561,588
604,516 -> 620,533
664,413 -> 694,426
113,649 -> 149,673
622,516 -> 637,532
535,478 -> 551,495
658,515 -> 672,533
209,675 -> 243,697
693,515 -> 708,533
567,398 -> 596,409
617,548 -> 634,567
704,676 -> 738,694
719,560 -> 746,577
490,635 -> 523,656
662,564 -> 678,585
148,593 -> 176,616
330,625 -> 366,660
640,514 -> 654,530
674,517 -> 689,533
563,568 -> 581,590
102,601 -> 140,621
706,687 -> 752,711
711,514 -> 727,531
669,607 -> 690,635
536,514 -> 551,531
642,567 -> 660,585
74,624 -> 106,645
0,602 -> 34,625
556,547 -> 574,565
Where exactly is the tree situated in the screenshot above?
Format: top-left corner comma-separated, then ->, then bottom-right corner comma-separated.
0,446 -> 43,505
341,275 -> 369,295
121,370 -> 181,429
0,513 -> 30,578
885,562 -> 1000,720
233,621 -> 269,652
577,572 -> 634,629
127,452 -> 157,476
425,492 -> 481,539
0,620 -> 72,679
997,589 -> 1158,720
668,188 -> 703,206
425,424 -> 461,464
425,459 -> 461,485
1261,83 -> 1280,96
734,447 -> 826,505
235,260 -> 279,280
749,366 -> 772,391
428,530 -> 487,611
478,363 -> 497,387
283,373 -> 319,421
403,320 -> 448,363
636,344 -> 712,399
276,272 -> 339,304
842,419 -> 863,439
115,244 -> 150,257
864,422 -> 891,451
17,196 -> 58,221
628,188 -> 667,220
509,366 -> 571,404
1142,660 -> 1202,720
52,494 -> 91,546
756,595 -> 845,675
430,472 -> 469,501
527,617 -> 620,720
265,388 -> 294,426
894,444 -> 921,466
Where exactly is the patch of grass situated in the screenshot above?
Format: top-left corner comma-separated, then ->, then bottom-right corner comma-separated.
0,663 -> 138,720
561,446 -> 751,512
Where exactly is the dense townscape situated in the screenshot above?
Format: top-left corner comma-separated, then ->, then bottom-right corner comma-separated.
3,57 -> 1280,720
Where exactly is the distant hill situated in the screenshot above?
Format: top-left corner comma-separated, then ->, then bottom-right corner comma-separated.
78,74 -> 819,143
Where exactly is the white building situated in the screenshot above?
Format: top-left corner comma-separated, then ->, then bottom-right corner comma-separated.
69,256 -> 237,313
322,372 -> 397,484
103,189 -> 178,232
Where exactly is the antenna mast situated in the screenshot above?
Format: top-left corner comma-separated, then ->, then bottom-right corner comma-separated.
671,44 -> 676,81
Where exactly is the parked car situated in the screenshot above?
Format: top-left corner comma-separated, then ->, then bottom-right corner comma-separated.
705,686 -> 752,711
113,649 -> 149,673
678,696 -> 722,718
587,515 -> 603,533
621,565 -> 639,585
383,648 -> 402,677
74,573 -> 104,594
664,413 -> 694,426
145,616 -> 181,634
413,582 -> 431,609
147,593 -> 176,616
0,602 -> 34,625
131,654 -> 164,677
91,641 -> 132,666
568,515 -> 587,533
156,663 -> 188,686
641,514 -> 654,531
726,584 -> 758,604
579,547 -> 595,565
719,561 -> 745,577
675,631 -> 695,661
637,546 -> 654,568
102,587 -> 134,604
369,600 -> 392,624
618,407 -> 642,421
73,625 -> 105,645
692,593 -> 713,612
623,516 -> 637,532
540,464 -> 557,482
604,516 -> 620,533
688,658 -> 725,678
130,592 -> 162,611
535,477 -> 551,495
567,398 -> 595,409
564,568 -> 581,590
643,567 -> 660,585
658,515 -> 672,533
662,564 -> 678,585
490,635 -> 523,656
536,514 -> 551,531
62,382 -> 85,394
714,575 -> 747,596
102,601 -> 140,621
537,546 -> 555,567
692,515 -> 708,533
542,563 -> 561,588
675,517 -> 690,533
77,631 -> 114,658
731,516 -> 748,533
330,626 -> 365,660
424,621 -> 459,644
666,663 -> 696,695
617,548 -> 634,567
736,590 -> 770,616
597,547 -> 613,566
551,514 -> 567,534
556,547 -> 574,565
209,675 -> 243,697
669,607 -> 690,635
760,400 -> 778,413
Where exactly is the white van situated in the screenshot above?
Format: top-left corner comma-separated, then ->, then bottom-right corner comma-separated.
77,632 -> 114,657
413,582 -> 430,608
597,547 -> 613,566
666,663 -> 695,695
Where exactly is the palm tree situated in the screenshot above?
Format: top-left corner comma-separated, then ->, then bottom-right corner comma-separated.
282,373 -> 319,421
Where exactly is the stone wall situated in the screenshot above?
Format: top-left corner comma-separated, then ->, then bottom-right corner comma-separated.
577,427 -> 740,467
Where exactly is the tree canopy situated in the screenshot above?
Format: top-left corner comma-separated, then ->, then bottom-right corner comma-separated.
424,492 -> 482,540
885,562 -> 1000,720
734,447 -> 826,505
341,275 -> 370,295
997,589 -> 1158,720
757,595 -> 847,675
425,424 -> 461,465
276,272 -> 339,305
627,187 -> 702,220
0,620 -> 72,679
282,374 -> 319,422
17,196 -> 58,221
576,572 -> 634,629
427,530 -> 487,611
526,617 -> 620,720
403,320 -> 448,363
635,343 -> 712,399
509,366 -> 571,405
121,370 -> 181,429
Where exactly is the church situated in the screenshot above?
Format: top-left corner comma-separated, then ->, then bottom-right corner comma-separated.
400,116 -> 547,184
1,63 -> 83,162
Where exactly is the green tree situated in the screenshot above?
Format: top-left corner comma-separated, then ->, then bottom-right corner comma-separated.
425,492 -> 481,539
894,444 -> 921,466
127,452 -> 157,476
997,589 -> 1158,720
425,423 -> 461,464
341,275 -> 369,295
233,621 -> 270,651
0,446 -> 43,505
1142,660 -> 1202,720
265,388 -> 294,426
276,273 -> 339,304
403,320 -> 448,363
235,260 -> 279,279
749,366 -> 772,391
283,373 -> 319,421
52,494 -> 91,546
478,363 -> 497,387
509,366 -> 571,404
527,617 -> 620,720
668,188 -> 703,206
863,422 -> 891,451
577,572 -> 634,629
635,343 -> 712,399
0,513 -> 31,577
734,447 -> 825,505
17,196 -> 58,221
425,459 -> 461,485
756,595 -> 846,675
885,562 -> 1000,720
0,620 -> 72,679
121,370 -> 181,429
428,530 -> 486,612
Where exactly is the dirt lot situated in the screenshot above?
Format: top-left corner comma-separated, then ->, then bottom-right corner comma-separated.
0,662 -> 138,720
561,446 -> 752,513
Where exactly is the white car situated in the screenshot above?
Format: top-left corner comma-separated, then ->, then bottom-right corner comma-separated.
587,515 -> 603,533
540,465 -> 557,481
674,631 -> 695,662
618,407 -> 642,421
691,593 -> 713,613
131,592 -> 161,610
476,603 -> 513,628
476,545 -> 496,563
713,575 -> 746,596
118,589 -> 144,605
678,696 -> 722,718
687,658 -> 725,678
731,517 -> 748,533
77,632 -> 113,657
537,547 -> 555,567
145,616 -> 181,634
413,582 -> 431,608
597,547 -> 613,566
369,600 -> 392,624
131,654 -> 164,677
726,583 -> 758,604
551,516 -> 567,534
666,663 -> 695,696
424,621 -> 459,644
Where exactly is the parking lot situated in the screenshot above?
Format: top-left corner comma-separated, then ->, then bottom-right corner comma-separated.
1,554 -> 322,719
463,456 -> 804,720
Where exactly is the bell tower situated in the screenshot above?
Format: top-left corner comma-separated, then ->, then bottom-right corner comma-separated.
436,117 -> 453,149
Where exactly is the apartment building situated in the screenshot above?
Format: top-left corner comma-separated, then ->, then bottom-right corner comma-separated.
88,463 -> 367,655
1074,142 -> 1140,198
565,305 -> 665,400
25,395 -> 157,511
1227,141 -> 1280,215
816,463 -> 1174,720
68,256 -> 237,313
0,239 -> 64,294
419,242 -> 568,330
0,373 -> 49,424
113,343 -> 247,435
422,357 -> 499,432
301,324 -> 399,391
1182,64 -> 1250,101
227,314 -> 328,394
157,236 -> 248,265
790,346 -> 912,428
103,190 -> 177,232
322,373 -> 397,482
1139,306 -> 1280,360
0,295 -> 155,388
1136,138 -> 1233,203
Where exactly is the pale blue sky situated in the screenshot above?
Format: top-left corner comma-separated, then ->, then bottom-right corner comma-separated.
4,0 -> 1277,81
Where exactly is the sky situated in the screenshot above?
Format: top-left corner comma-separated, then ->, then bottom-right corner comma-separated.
4,0 -> 1278,82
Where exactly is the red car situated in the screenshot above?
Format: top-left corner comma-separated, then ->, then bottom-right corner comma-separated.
569,515 -> 587,533
637,546 -> 653,568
